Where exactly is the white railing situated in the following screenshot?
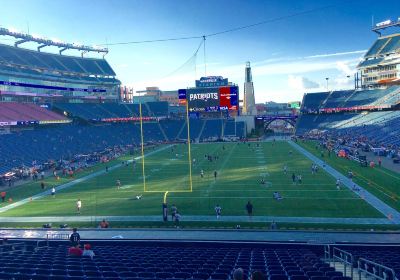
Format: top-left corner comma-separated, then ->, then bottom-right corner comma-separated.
358,257 -> 396,280
333,247 -> 354,279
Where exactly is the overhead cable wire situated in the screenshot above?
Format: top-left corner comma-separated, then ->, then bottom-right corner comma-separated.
100,35 -> 203,46
206,4 -> 337,37
99,3 -> 338,46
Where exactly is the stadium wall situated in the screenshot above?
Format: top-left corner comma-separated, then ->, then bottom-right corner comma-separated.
235,115 -> 253,134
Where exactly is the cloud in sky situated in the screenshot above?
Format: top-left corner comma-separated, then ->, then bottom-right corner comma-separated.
288,75 -> 319,91
304,50 -> 367,59
335,61 -> 354,76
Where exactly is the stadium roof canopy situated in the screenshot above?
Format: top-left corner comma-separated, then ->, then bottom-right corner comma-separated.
0,27 -> 108,56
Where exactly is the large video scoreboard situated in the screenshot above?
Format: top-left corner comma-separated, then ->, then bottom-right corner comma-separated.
178,86 -> 238,112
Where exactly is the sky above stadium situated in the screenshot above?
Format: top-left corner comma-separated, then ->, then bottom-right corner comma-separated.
1,0 -> 399,102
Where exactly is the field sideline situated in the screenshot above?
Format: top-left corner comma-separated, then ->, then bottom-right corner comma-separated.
0,141 -> 383,220
298,140 -> 400,213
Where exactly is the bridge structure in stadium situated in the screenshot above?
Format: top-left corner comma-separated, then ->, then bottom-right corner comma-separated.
256,115 -> 298,130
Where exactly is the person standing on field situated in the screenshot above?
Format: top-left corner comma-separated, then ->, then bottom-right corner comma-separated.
215,204 -> 222,219
76,199 -> 82,214
246,201 -> 253,218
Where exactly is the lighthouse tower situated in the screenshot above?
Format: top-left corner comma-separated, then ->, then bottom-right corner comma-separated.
243,61 -> 256,115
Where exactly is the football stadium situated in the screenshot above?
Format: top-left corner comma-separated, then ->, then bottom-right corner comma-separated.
1,2 -> 400,280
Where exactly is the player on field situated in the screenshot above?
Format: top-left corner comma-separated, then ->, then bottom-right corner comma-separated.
116,179 -> 121,190
76,199 -> 82,214
51,187 -> 56,198
174,211 -> 181,228
336,179 -> 341,190
215,204 -> 222,219
246,201 -> 253,218
348,171 -> 353,180
214,170 -> 217,180
292,173 -> 296,184
171,204 -> 177,220
273,192 -> 283,200
200,169 -> 204,178
283,165 -> 287,174
297,174 -> 302,184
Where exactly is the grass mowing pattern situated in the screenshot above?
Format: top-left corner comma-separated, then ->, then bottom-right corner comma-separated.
0,141 -> 381,219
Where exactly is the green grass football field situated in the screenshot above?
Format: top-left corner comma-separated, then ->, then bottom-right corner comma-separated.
0,141 -> 385,220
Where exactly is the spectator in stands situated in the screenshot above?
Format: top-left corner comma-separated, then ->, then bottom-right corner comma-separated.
251,271 -> 266,280
68,244 -> 83,257
40,171 -> 45,180
233,268 -> 244,280
70,228 -> 80,246
99,219 -> 109,228
82,243 -> 95,259
1,191 -> 6,203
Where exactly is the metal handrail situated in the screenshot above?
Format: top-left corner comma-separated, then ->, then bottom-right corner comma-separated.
333,247 -> 354,279
0,242 -> 27,254
324,244 -> 331,261
36,240 -> 48,250
46,233 -> 70,246
358,257 -> 396,280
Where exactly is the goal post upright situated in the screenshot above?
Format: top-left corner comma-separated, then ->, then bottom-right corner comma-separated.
139,102 -> 146,192
139,100 -> 193,196
185,101 -> 193,192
